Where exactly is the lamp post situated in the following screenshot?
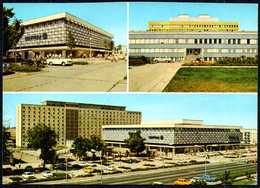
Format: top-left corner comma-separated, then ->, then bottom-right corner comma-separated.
92,149 -> 102,185
195,145 -> 207,175
89,37 -> 92,63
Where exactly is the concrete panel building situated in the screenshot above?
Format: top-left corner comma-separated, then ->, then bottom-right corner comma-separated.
102,120 -> 243,154
16,101 -> 141,147
14,12 -> 114,59
241,129 -> 257,145
129,15 -> 258,62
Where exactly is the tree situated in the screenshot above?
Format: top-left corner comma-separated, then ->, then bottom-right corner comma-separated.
66,30 -> 76,56
124,130 -> 145,156
118,44 -> 122,51
217,170 -> 234,185
109,41 -> 114,50
26,123 -> 57,168
3,7 -> 24,58
70,137 -> 91,160
89,135 -> 106,160
245,171 -> 253,185
104,39 -> 108,49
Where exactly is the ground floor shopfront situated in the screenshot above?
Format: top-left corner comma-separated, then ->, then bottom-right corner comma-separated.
9,46 -> 113,60
105,141 -> 242,156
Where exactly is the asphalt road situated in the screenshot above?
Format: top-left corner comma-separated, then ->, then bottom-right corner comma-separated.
78,162 -> 257,185
3,60 -> 127,92
29,159 -> 256,185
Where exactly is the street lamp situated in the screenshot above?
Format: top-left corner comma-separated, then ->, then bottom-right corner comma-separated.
195,145 -> 207,175
92,149 -> 102,185
89,37 -> 92,63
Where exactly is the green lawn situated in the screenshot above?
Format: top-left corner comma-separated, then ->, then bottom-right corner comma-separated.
163,68 -> 258,92
232,180 -> 256,185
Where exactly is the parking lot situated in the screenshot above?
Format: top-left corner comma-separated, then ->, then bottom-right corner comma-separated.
3,60 -> 127,92
3,148 -> 257,185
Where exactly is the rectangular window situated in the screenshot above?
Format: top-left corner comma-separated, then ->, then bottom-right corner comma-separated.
214,39 -> 217,44
233,39 -> 236,44
150,39 -> 155,44
209,39 -> 212,44
219,39 -> 222,44
199,39 -> 203,44
204,39 -> 207,44
247,39 -> 250,44
238,39 -> 241,44
228,39 -> 231,44
195,39 -> 198,44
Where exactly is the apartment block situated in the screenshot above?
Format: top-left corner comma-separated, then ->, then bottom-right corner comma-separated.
16,101 -> 141,147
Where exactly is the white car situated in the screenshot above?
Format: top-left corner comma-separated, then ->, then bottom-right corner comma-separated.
153,57 -> 171,63
106,166 -> 116,171
78,161 -> 88,167
155,157 -> 163,161
42,170 -> 53,178
47,57 -> 72,66
86,161 -> 97,167
152,182 -> 163,185
22,172 -> 35,179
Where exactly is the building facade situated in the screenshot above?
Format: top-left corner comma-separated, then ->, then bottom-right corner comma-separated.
129,15 -> 258,62
102,120 -> 243,154
15,12 -> 114,59
16,101 -> 141,147
241,129 -> 257,145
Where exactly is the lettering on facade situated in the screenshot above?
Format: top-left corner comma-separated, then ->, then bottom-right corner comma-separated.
25,33 -> 48,41
148,135 -> 164,140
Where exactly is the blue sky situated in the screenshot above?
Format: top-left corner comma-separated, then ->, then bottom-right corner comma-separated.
3,93 -> 257,129
130,2 -> 258,31
4,3 -> 127,46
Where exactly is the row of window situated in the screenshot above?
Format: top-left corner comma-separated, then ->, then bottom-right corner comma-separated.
129,38 -> 257,45
149,24 -> 238,28
129,48 -> 257,54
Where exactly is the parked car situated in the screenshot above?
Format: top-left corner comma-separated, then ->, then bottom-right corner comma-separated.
155,157 -> 164,161
191,57 -> 205,63
197,153 -> 206,157
190,177 -> 207,184
47,57 -> 72,66
22,172 -> 35,179
24,165 -> 34,172
173,178 -> 192,185
152,182 -> 163,185
200,175 -> 218,182
106,166 -> 116,171
3,63 -> 10,74
83,167 -> 94,173
42,170 -> 53,178
153,57 -> 171,63
253,159 -> 258,163
78,161 -> 88,167
86,161 -> 97,167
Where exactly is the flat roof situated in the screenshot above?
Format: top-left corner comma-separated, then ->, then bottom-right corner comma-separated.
103,123 -> 243,129
22,12 -> 113,38
129,30 -> 257,35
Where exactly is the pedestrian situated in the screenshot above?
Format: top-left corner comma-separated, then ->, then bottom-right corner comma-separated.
19,163 -> 21,169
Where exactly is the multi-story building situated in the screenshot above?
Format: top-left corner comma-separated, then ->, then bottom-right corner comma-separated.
14,12 -> 114,59
241,129 -> 257,145
129,15 -> 258,62
16,100 -> 141,147
102,120 -> 243,154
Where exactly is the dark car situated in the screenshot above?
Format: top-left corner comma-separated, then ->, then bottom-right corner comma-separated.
24,165 -> 34,172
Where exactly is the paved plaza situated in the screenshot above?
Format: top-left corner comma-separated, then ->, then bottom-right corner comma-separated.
3,60 -> 127,92
129,62 -> 183,92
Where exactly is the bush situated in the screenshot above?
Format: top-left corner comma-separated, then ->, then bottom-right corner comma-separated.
72,61 -> 89,65
118,166 -> 131,169
10,64 -> 42,72
9,177 -> 23,181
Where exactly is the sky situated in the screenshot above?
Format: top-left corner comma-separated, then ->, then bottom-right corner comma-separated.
3,93 -> 257,129
3,2 -> 127,46
129,2 -> 258,31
